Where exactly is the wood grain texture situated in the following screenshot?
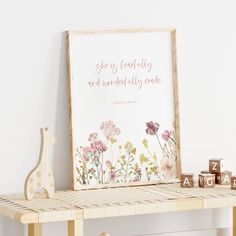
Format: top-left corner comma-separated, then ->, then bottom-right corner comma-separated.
28,223 -> 42,236
67,28 -> 176,35
171,29 -> 182,179
234,207 -> 236,236
68,220 -> 83,236
66,32 -> 76,191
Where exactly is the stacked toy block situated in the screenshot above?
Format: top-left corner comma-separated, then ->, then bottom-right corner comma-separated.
180,158 -> 236,189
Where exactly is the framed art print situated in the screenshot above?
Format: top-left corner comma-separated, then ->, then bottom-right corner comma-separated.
67,28 -> 181,190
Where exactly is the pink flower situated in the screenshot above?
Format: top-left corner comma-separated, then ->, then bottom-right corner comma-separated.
105,160 -> 112,169
100,120 -> 121,140
162,130 -> 171,141
161,158 -> 176,179
83,156 -> 89,162
110,170 -> 116,179
145,121 -> 159,135
91,140 -> 107,152
82,147 -> 91,162
88,133 -> 98,142
93,156 -> 99,163
82,146 -> 91,155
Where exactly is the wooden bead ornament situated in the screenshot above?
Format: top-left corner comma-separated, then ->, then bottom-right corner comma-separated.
199,173 -> 215,188
209,158 -> 225,173
24,128 -> 57,200
180,173 -> 194,188
216,171 -> 232,185
231,176 -> 236,190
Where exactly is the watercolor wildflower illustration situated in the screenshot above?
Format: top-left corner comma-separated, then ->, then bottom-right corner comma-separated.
75,120 -> 177,186
140,121 -> 177,181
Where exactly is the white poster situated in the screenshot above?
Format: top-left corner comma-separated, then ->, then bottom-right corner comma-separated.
67,29 -> 181,190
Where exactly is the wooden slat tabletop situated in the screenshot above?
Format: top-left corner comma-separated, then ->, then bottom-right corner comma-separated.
1,183 -> 236,223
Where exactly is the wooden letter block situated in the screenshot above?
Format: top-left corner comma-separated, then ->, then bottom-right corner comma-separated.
180,174 -> 194,188
201,170 -> 210,174
199,174 -> 215,188
231,176 -> 236,190
216,171 -> 232,185
209,158 -> 225,173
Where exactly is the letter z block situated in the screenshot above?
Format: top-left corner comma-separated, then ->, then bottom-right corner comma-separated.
209,158 -> 225,173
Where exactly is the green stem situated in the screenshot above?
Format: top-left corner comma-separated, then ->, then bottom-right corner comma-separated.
156,173 -> 162,180
155,133 -> 164,150
101,152 -> 104,184
83,162 -> 90,185
76,167 -> 84,185
91,163 -> 100,183
170,137 -> 176,145
95,162 -> 101,184
146,148 -> 159,169
77,151 -> 90,184
124,153 -> 131,182
110,142 -> 114,163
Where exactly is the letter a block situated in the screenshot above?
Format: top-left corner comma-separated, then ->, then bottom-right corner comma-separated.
216,171 -> 232,185
209,158 -> 225,173
199,174 -> 215,188
181,174 -> 194,188
231,176 -> 236,190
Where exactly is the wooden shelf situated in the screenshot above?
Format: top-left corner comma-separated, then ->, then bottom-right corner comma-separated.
1,183 -> 236,224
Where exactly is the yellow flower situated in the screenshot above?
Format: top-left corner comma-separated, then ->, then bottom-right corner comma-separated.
124,142 -> 135,154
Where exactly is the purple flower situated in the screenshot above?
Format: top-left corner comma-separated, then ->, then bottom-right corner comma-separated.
162,130 -> 171,141
145,121 -> 160,135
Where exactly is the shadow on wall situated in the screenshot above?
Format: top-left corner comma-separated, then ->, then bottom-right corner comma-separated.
52,31 -> 71,191
0,216 -> 25,236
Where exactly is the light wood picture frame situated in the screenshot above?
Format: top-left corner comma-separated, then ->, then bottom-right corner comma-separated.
67,28 -> 181,190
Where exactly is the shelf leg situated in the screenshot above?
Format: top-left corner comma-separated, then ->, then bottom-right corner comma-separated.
234,207 -> 236,236
28,223 -> 42,236
68,220 -> 84,236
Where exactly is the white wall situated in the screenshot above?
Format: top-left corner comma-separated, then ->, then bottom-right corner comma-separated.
0,0 -> 236,235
